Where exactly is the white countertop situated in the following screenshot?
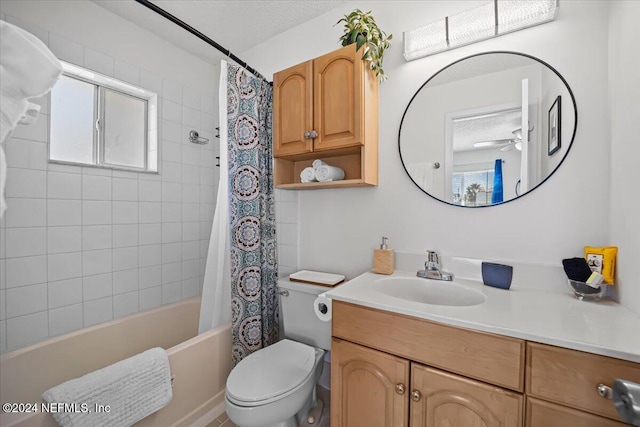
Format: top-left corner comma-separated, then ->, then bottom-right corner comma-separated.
325,270 -> 640,363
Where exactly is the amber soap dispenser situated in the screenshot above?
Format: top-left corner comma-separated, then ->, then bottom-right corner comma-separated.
373,237 -> 395,275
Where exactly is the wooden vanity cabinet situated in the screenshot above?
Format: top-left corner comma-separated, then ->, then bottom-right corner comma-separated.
272,43 -> 378,189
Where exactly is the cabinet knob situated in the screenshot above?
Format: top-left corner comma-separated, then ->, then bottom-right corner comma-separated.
597,383 -> 613,400
395,383 -> 406,395
304,130 -> 318,139
411,390 -> 422,402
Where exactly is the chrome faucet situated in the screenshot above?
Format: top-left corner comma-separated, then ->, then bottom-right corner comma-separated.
417,250 -> 454,281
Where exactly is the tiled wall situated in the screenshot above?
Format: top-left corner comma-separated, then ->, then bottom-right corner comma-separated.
0,13 -> 219,352
275,190 -> 299,278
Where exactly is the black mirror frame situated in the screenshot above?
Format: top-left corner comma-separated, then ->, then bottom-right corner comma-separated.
398,51 -> 578,208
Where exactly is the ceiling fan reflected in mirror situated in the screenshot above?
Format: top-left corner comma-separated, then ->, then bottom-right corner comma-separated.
472,123 -> 534,152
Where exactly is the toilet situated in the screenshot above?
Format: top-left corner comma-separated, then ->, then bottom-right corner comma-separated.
225,279 -> 331,427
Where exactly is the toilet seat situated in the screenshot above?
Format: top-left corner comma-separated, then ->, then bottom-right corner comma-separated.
226,339 -> 317,407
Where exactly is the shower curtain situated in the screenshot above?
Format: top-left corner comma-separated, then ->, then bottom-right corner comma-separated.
492,159 -> 504,204
199,61 -> 278,366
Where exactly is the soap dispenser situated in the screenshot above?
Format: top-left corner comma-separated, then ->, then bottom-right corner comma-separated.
373,237 -> 395,275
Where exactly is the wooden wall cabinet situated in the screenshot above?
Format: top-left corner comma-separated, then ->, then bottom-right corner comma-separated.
273,44 -> 378,189
331,301 -> 639,427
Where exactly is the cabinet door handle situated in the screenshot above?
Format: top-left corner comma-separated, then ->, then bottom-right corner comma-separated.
395,383 -> 406,395
304,130 -> 318,139
411,390 -> 422,402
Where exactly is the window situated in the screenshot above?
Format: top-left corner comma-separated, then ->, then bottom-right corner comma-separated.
50,62 -> 158,172
452,169 -> 494,206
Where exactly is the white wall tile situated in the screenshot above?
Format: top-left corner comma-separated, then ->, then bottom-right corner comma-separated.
182,259 -> 199,280
113,201 -> 138,224
182,278 -> 201,298
139,286 -> 161,311
113,269 -> 138,295
6,312 -> 48,350
278,244 -> 298,269
113,247 -> 138,271
163,80 -> 182,104
82,167 -> 112,177
200,113 -> 216,133
200,167 -> 216,186
83,297 -> 112,327
161,203 -> 181,223
161,120 -> 182,144
277,223 -> 297,246
6,256 -> 47,288
161,162 -> 181,182
139,202 -> 161,224
48,278 -> 82,309
82,201 -> 112,225
181,184 -> 200,203
5,139 -> 47,170
47,172 -> 81,199
200,203 -> 214,223
49,33 -> 83,65
182,241 -> 200,261
182,203 -> 200,222
111,170 -> 137,179
5,168 -> 46,198
161,282 -> 182,304
182,87 -> 200,110
114,60 -> 140,85
84,48 -> 114,76
140,69 -> 163,94
5,228 -> 46,258
139,265 -> 161,289
49,304 -> 83,336
83,273 -> 112,301
48,252 -> 82,282
0,320 -> 5,353
0,261 -> 5,290
182,146 -> 200,166
82,175 -> 112,200
162,99 -> 182,124
48,226 -> 82,254
139,180 -> 161,202
200,186 -> 216,204
182,222 -> 200,242
82,249 -> 112,276
200,150 -> 217,169
162,141 -> 181,163
161,182 -> 181,203
114,291 -> 138,319
201,95 -> 215,115
48,200 -> 81,226
182,106 -> 200,128
5,283 -> 47,318
112,178 -> 138,201
113,224 -> 138,248
161,242 -> 181,264
276,201 -> 298,224
4,198 -> 46,228
162,223 -> 181,243
82,225 -> 112,250
139,244 -> 161,267
162,262 -> 181,285
139,223 -> 161,245
0,291 -> 4,321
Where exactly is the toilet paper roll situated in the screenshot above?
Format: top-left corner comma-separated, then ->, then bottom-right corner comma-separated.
613,379 -> 640,426
313,293 -> 332,322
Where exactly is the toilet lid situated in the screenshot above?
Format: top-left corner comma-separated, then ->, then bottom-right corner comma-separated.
226,339 -> 316,404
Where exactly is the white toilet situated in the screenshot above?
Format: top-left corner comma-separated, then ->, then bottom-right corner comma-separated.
225,279 -> 331,427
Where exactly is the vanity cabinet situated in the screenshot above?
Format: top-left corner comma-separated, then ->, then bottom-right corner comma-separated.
272,43 -> 378,189
331,300 -> 639,427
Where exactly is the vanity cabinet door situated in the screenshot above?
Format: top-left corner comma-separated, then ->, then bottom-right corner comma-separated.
273,60 -> 313,157
526,397 -> 627,427
410,364 -> 523,427
331,337 -> 409,427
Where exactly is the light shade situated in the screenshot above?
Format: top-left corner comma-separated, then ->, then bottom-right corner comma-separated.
403,0 -> 558,61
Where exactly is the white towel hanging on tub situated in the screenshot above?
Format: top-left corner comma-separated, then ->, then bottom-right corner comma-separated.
42,347 -> 172,427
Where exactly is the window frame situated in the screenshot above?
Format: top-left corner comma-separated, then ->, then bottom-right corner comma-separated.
49,61 -> 159,174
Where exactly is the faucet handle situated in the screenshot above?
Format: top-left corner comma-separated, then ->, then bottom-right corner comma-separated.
426,250 -> 440,269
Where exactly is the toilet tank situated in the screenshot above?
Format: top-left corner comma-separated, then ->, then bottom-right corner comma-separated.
278,279 -> 331,351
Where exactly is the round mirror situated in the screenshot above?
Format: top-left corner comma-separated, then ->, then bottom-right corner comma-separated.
399,51 -> 577,207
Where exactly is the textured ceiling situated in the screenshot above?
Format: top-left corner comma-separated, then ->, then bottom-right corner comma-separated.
453,109 -> 522,152
92,0 -> 347,66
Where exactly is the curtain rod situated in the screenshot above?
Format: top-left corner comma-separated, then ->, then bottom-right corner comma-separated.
133,0 -> 271,84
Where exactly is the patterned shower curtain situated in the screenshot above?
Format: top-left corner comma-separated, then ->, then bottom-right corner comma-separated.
226,64 -> 278,365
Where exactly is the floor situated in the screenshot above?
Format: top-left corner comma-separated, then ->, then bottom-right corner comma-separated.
204,412 -> 236,427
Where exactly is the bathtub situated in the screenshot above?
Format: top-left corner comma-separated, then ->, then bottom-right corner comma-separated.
0,297 -> 232,427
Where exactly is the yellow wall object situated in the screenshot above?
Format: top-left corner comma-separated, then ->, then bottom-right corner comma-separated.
584,246 -> 618,285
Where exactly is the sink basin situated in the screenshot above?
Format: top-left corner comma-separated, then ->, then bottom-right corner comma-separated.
371,277 -> 486,307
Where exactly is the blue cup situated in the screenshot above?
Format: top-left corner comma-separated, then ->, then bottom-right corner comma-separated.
481,262 -> 513,290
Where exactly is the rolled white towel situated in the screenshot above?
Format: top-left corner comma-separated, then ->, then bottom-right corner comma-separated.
312,159 -> 327,169
300,167 -> 317,183
315,165 -> 345,182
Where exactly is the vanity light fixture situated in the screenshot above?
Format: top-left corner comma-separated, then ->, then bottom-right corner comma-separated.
403,0 -> 559,61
